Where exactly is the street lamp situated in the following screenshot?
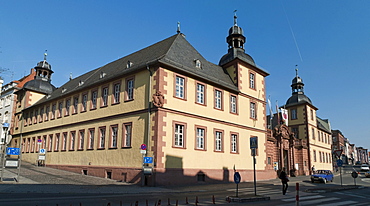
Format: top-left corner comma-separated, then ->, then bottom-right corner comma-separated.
0,122 -> 9,181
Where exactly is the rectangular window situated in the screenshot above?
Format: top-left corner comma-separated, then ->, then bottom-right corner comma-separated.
31,137 -> 35,152
196,128 -> 205,150
65,99 -> 71,116
54,133 -> 60,152
291,108 -> 297,120
110,125 -> 118,148
42,136 -> 47,149
214,89 -> 222,109
99,127 -> 106,149
311,109 -> 314,120
51,103 -> 56,119
122,123 -> 132,147
250,102 -> 256,119
58,102 -> 63,118
313,150 -> 317,162
175,76 -> 185,99
48,134 -> 53,152
62,132 -> 67,151
70,131 -> 76,151
81,93 -> 88,112
78,130 -> 85,150
230,95 -> 237,114
292,127 -> 299,138
249,72 -> 256,89
88,128 -> 95,149
91,90 -> 97,109
113,83 -> 121,104
34,110 -> 38,124
101,86 -> 108,107
126,78 -> 134,101
215,131 -> 223,152
45,106 -> 49,121
174,124 -> 185,148
40,108 -> 44,122
231,133 -> 238,153
73,96 -> 78,114
196,83 -> 205,104
312,128 -> 315,140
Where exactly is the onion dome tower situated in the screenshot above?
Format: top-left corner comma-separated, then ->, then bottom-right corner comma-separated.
219,11 -> 256,66
23,51 -> 56,94
286,68 -> 312,107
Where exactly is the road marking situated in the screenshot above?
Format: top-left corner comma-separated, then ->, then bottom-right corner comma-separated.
319,200 -> 358,206
282,195 -> 324,201
334,192 -> 368,199
299,197 -> 339,205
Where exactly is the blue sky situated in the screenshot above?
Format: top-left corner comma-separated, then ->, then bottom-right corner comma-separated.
1,1 -> 369,151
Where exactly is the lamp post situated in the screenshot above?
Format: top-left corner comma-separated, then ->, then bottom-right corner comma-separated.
0,122 -> 9,182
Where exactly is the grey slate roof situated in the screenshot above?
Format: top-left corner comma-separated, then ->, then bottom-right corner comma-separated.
317,117 -> 331,134
32,33 -> 239,106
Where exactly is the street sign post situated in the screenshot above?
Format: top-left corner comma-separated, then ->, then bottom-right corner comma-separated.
6,148 -> 20,156
143,157 -> 153,164
233,172 -> 241,197
352,171 -> 358,186
250,136 -> 258,196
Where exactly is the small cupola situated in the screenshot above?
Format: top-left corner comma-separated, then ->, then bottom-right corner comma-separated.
34,51 -> 54,82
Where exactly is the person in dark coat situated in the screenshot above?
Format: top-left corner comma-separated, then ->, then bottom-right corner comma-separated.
279,167 -> 289,195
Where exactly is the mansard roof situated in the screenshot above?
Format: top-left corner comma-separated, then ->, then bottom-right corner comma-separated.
33,33 -> 239,106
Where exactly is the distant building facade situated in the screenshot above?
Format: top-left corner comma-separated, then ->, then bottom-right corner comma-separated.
0,70 -> 36,148
11,16 -> 275,185
268,70 -> 332,176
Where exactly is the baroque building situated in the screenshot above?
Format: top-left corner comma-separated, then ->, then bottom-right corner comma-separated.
11,16 -> 272,185
268,69 -> 332,176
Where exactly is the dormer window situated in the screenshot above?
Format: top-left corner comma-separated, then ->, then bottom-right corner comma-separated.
62,88 -> 67,93
79,80 -> 84,86
100,72 -> 106,79
127,61 -> 133,69
194,59 -> 202,69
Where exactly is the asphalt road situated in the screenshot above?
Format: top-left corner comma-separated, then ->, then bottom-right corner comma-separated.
1,162 -> 370,206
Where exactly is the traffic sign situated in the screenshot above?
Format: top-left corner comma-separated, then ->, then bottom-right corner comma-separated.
234,172 -> 241,184
6,148 -> 20,155
337,159 -> 343,167
39,149 -> 46,154
250,136 -> 258,149
143,157 -> 153,164
334,150 -> 342,158
351,171 -> 358,178
140,144 -> 147,150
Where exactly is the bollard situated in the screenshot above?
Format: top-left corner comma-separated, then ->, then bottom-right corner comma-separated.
212,195 -> 215,204
158,199 -> 161,206
185,197 -> 189,204
296,182 -> 299,206
195,196 -> 199,206
120,200 -> 123,206
168,198 -> 171,205
135,201 -> 138,206
176,200 -> 178,206
146,199 -> 149,206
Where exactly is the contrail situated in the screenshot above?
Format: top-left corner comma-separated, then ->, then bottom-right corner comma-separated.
281,1 -> 303,62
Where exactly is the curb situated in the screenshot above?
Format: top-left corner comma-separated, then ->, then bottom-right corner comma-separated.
225,195 -> 270,203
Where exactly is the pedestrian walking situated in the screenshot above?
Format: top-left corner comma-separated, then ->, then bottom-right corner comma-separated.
279,167 -> 289,195
311,165 -> 316,174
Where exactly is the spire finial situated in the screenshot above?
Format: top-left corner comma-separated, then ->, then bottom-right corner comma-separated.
295,65 -> 298,77
44,50 -> 48,61
177,21 -> 181,34
234,10 -> 238,26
